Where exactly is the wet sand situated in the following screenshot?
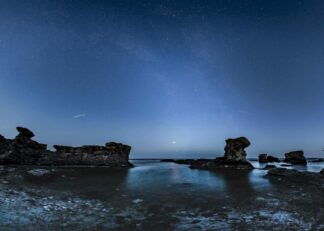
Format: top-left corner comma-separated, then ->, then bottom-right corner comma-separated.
0,160 -> 323,230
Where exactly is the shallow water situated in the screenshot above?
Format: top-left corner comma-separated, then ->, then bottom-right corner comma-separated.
0,160 -> 323,230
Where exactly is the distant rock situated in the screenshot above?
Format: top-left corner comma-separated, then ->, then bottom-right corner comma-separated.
321,169 -> 324,174
258,154 -> 280,163
258,154 -> 268,163
189,137 -> 254,170
284,151 -> 307,165
267,156 -> 280,162
0,126 -> 133,167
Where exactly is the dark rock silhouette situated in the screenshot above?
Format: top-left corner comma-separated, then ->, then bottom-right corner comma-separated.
16,126 -> 35,139
0,127 -> 132,167
284,151 -> 307,165
224,137 -> 250,161
190,137 -> 254,170
258,154 -> 280,163
0,127 -> 47,164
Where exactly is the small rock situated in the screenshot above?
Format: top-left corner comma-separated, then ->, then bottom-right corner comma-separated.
27,169 -> 50,176
132,199 -> 144,204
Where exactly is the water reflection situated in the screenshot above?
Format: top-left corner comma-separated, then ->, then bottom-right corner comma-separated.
21,166 -> 130,200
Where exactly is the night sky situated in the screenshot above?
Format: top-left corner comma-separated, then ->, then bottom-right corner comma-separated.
1,0 -> 324,158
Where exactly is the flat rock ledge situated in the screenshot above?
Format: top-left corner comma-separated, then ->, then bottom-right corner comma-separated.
0,127 -> 133,167
265,167 -> 324,186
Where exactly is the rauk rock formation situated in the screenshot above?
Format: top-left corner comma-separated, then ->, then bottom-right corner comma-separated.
0,127 -> 132,167
190,137 -> 254,170
284,151 -> 307,165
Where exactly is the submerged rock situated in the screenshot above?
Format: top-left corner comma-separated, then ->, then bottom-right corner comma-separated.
266,168 -> 324,187
284,151 -> 307,165
27,169 -> 51,176
0,126 -> 132,167
267,168 -> 300,177
264,164 -> 276,170
190,137 -> 254,170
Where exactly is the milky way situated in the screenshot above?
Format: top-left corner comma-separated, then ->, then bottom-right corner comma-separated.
1,0 -> 324,158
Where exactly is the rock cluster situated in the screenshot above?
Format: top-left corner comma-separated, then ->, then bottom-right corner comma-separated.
0,127 -> 47,164
0,127 -> 132,167
190,137 -> 254,170
41,142 -> 132,166
284,151 -> 307,165
258,154 -> 280,163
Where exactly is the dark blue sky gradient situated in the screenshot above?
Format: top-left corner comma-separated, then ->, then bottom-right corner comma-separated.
1,0 -> 324,158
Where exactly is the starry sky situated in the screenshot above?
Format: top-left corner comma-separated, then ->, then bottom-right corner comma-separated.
1,0 -> 324,158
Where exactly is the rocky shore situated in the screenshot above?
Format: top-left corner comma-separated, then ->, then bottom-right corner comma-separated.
0,127 -> 132,167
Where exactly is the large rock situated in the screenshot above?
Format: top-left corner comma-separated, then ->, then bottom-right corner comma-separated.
224,137 -> 250,161
284,151 -> 307,165
189,137 -> 254,170
0,127 -> 132,167
258,154 -> 280,163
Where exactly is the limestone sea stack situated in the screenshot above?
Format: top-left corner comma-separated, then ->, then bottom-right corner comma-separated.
190,137 -> 254,170
0,127 -> 132,167
284,151 -> 307,165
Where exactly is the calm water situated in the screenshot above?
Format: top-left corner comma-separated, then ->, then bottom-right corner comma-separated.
0,160 -> 323,230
